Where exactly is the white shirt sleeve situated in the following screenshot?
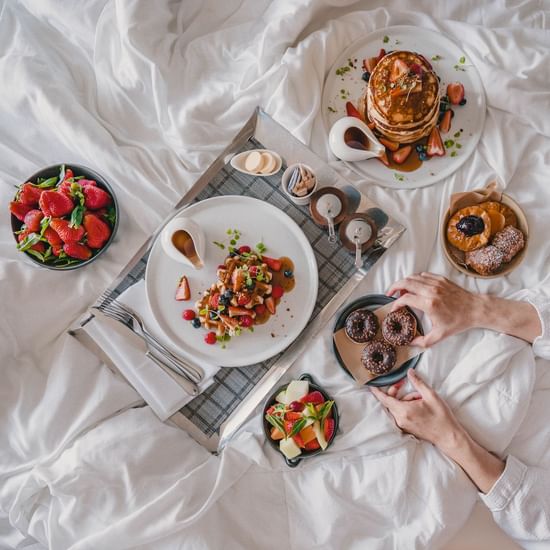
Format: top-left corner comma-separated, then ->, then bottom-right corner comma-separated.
524,292 -> 550,360
480,455 -> 550,542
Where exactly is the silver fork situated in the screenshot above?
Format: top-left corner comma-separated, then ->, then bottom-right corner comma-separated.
96,300 -> 204,384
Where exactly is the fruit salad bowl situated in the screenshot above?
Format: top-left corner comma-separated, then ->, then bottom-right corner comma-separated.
9,164 -> 119,270
262,373 -> 339,468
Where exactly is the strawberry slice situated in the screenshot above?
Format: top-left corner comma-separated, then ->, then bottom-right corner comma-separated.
377,150 -> 390,167
409,63 -> 424,77
323,418 -> 335,441
446,82 -> 465,105
379,137 -> 399,152
439,109 -> 452,133
262,255 -> 281,272
376,48 -> 386,63
285,411 -> 302,421
304,439 -> 321,451
293,433 -> 306,449
390,59 -> 409,82
255,304 -> 267,315
265,296 -> 276,315
209,293 -> 220,308
363,57 -> 379,72
237,293 -> 251,306
427,127 -> 445,157
300,391 -> 324,405
392,146 -> 412,164
345,101 -> 364,122
175,275 -> 191,301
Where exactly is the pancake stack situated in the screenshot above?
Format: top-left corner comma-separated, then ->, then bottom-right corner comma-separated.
365,51 -> 440,144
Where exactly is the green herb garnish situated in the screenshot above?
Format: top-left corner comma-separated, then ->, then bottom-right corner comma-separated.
431,54 -> 442,61
383,35 -> 389,43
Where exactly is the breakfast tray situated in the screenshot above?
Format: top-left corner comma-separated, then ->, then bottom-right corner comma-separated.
70,109 -> 405,451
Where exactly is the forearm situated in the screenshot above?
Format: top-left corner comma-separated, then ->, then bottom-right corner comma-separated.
439,429 -> 505,494
472,294 -> 542,344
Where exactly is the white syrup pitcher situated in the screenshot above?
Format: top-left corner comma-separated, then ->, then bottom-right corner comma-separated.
161,217 -> 205,269
328,116 -> 385,162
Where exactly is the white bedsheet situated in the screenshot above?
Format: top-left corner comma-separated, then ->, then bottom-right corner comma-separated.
2,1 -> 550,548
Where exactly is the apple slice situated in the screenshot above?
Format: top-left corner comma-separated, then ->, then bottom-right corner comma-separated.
284,380 -> 309,404
280,437 -> 302,459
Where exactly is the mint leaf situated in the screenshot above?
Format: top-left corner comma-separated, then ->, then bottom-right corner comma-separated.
17,233 -> 41,252
70,205 -> 85,228
288,418 -> 307,438
105,205 -> 116,225
265,414 -> 286,435
34,177 -> 58,188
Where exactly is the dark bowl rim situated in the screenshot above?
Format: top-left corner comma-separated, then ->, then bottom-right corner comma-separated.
262,373 -> 339,467
10,163 -> 119,271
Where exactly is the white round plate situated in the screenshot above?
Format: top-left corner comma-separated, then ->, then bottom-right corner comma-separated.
322,25 -> 486,189
145,196 -> 318,367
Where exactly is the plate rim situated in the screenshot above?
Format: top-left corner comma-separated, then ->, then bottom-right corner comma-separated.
321,24 -> 487,190
145,195 -> 319,367
332,293 -> 423,387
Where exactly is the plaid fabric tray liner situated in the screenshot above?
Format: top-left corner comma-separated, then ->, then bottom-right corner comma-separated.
70,109 -> 405,451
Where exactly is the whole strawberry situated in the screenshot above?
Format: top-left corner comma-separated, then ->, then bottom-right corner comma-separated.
83,186 -> 112,210
43,226 -> 63,247
83,213 -> 111,249
39,190 -> 74,217
19,183 -> 43,206
63,242 -> 92,260
23,209 -> 44,232
50,218 -> 85,243
9,201 -> 33,221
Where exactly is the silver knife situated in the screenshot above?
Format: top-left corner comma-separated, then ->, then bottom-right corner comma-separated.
92,308 -> 199,396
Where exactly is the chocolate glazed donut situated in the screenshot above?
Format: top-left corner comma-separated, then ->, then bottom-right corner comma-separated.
345,309 -> 379,343
382,307 -> 417,346
361,341 -> 396,375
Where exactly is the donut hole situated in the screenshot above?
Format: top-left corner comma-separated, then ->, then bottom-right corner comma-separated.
388,320 -> 402,333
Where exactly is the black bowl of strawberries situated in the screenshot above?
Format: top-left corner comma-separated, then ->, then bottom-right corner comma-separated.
9,164 -> 119,270
263,373 -> 339,467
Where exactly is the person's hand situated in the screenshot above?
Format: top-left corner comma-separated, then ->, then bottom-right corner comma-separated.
370,369 -> 466,455
387,272 -> 483,348
371,369 -> 506,493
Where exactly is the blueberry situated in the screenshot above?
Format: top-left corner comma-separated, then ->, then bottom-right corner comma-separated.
415,144 -> 424,153
246,280 -> 255,290
283,269 -> 293,278
419,152 -> 428,161
459,98 -> 467,106
219,295 -> 229,306
456,215 -> 484,236
192,318 -> 201,328
209,311 -> 218,320
361,71 -> 370,82
223,289 -> 234,299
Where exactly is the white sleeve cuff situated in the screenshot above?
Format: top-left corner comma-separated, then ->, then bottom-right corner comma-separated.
480,455 -> 527,511
525,293 -> 550,360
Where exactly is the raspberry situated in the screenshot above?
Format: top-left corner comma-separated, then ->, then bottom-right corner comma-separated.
271,285 -> 284,299
182,309 -> 196,321
204,332 -> 217,345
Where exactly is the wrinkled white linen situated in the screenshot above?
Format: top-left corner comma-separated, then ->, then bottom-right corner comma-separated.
1,1 -> 550,549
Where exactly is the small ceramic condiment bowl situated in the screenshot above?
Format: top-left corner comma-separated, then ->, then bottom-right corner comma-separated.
262,373 -> 339,468
161,217 -> 205,269
230,149 -> 283,177
328,116 -> 385,162
281,163 -> 318,206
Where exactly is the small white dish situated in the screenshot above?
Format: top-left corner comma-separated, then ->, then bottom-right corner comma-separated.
328,116 -> 385,162
281,163 -> 318,206
161,217 -> 205,269
230,149 -> 282,177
